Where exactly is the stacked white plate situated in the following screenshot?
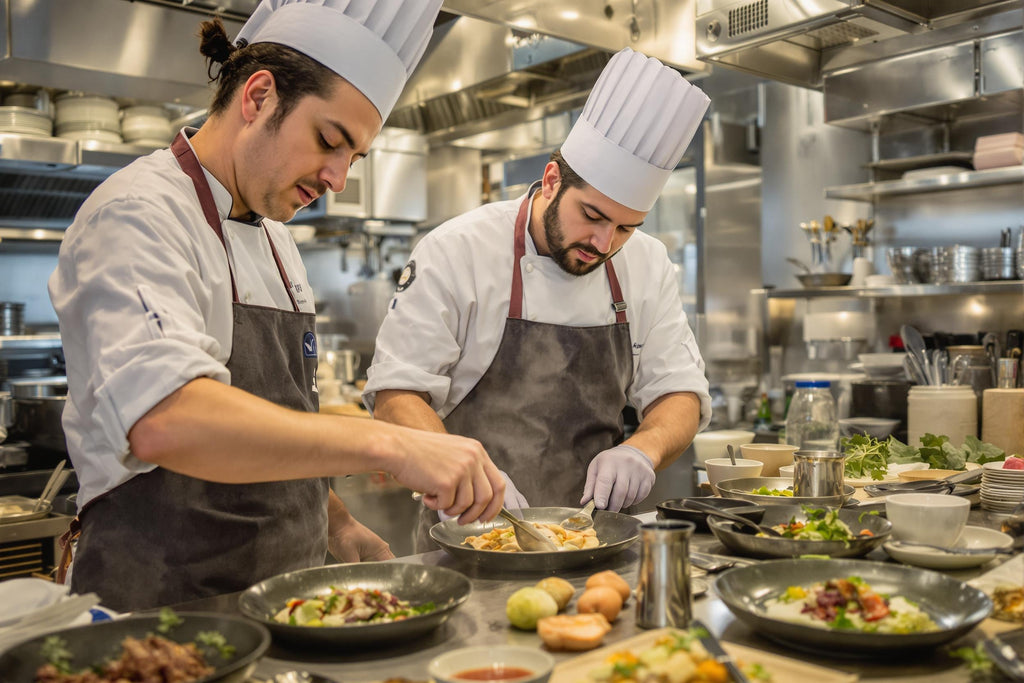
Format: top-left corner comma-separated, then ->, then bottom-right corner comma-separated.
980,461 -> 1024,512
0,106 -> 53,137
121,105 -> 171,145
55,93 -> 122,143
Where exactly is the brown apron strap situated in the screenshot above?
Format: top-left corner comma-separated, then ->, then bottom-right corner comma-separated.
170,131 -> 299,312
56,516 -> 81,585
509,183 -> 628,323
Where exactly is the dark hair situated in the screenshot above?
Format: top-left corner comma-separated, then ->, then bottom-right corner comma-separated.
549,149 -> 588,191
198,18 -> 338,131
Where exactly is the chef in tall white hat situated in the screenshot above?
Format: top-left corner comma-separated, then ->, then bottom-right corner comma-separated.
49,0 -> 505,611
365,47 -> 713,550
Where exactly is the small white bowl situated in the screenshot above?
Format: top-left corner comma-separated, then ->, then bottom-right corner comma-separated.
885,493 -> 970,547
739,443 -> 798,477
779,464 -> 795,478
705,458 -> 763,489
691,430 -> 756,466
429,645 -> 554,683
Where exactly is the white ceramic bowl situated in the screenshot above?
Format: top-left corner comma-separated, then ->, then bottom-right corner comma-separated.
779,464 -> 795,478
885,493 -> 970,547
706,458 -> 763,489
839,417 -> 901,440
429,645 -> 554,683
738,443 -> 798,477
691,430 -> 756,466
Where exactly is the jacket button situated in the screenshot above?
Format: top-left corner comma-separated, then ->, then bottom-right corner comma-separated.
525,263 -> 534,274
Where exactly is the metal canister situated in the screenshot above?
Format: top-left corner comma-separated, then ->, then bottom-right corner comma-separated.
635,520 -> 693,629
793,450 -> 845,501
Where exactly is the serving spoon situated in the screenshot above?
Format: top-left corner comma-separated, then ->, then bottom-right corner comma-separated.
497,508 -> 559,552
682,499 -> 783,537
560,500 -> 596,531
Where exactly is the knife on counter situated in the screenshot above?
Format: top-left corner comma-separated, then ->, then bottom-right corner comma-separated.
690,619 -> 749,683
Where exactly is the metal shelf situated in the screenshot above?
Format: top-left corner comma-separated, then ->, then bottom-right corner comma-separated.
825,165 -> 1024,201
765,280 -> 1024,299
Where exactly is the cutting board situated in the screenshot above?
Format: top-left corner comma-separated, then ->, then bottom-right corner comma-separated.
548,627 -> 858,683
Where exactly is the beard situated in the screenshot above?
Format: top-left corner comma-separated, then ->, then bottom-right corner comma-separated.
542,185 -> 609,276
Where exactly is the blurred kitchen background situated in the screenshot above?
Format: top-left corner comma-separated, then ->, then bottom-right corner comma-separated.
0,0 -> 1022,561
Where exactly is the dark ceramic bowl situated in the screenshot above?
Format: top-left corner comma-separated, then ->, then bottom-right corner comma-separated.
656,497 -> 766,533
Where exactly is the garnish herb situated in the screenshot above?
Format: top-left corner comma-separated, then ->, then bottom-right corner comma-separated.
196,630 -> 236,659
41,635 -> 73,674
157,607 -> 184,634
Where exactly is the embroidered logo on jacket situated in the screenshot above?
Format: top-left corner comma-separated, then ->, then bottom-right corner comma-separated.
396,260 -> 416,292
303,331 -> 317,358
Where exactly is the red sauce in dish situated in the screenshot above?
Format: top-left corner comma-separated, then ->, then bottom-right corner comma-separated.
454,666 -> 533,681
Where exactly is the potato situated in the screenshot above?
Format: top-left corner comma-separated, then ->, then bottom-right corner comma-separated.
535,576 -> 575,610
585,570 -> 631,602
576,586 -> 623,622
536,613 -> 612,651
506,587 -> 558,630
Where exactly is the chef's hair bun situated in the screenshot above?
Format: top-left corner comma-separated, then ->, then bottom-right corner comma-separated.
198,18 -> 236,71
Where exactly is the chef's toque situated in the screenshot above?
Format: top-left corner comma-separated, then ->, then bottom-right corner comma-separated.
560,47 -> 710,212
235,0 -> 442,120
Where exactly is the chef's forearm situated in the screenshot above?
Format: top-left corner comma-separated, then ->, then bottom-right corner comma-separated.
372,389 -> 447,433
128,377 -> 414,482
625,392 -> 701,470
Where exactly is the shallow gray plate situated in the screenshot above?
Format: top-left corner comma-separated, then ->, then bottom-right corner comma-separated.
708,505 -> 891,559
715,477 -> 856,507
715,558 -> 992,655
430,506 -> 639,572
0,611 -> 269,683
238,562 -> 470,647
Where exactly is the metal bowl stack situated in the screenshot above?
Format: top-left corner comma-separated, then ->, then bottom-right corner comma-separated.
981,247 -> 1016,280
885,247 -> 918,284
931,245 -> 980,283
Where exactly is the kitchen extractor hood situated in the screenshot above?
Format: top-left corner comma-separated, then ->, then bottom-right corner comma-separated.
695,0 -> 1020,89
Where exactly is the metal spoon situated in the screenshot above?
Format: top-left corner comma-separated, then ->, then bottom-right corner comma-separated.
271,672 -> 340,683
681,499 -> 783,537
497,508 -> 558,552
560,499 -> 596,531
726,444 -> 737,466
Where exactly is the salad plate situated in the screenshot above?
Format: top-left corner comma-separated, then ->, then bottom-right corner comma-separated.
884,525 -> 1014,569
238,562 -> 471,647
708,505 -> 891,559
714,477 -> 857,507
715,558 -> 992,656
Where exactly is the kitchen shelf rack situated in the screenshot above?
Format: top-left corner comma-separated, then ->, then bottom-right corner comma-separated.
764,280 -> 1024,299
825,165 -> 1024,201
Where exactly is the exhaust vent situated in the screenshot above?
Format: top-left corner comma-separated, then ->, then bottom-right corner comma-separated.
729,0 -> 769,37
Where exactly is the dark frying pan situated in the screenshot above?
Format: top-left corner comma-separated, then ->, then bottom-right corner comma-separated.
0,612 -> 270,683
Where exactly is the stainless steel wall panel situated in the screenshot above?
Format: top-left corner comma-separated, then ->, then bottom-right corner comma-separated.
824,43 -> 977,125
981,32 -> 1024,95
368,151 -> 427,223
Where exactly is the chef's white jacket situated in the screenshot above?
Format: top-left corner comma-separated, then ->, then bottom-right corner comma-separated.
49,131 -> 315,508
364,193 -> 712,428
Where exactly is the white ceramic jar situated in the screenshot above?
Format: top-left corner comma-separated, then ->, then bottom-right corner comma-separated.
907,385 -> 977,447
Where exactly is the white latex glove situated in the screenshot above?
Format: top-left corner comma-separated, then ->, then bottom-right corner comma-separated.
582,444 -> 656,512
438,470 -> 528,522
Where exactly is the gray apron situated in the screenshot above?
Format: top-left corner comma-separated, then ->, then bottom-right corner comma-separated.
415,183 -> 633,551
69,132 -> 328,611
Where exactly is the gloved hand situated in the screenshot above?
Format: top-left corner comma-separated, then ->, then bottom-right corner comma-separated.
438,470 -> 528,521
582,444 -> 656,511
327,516 -> 395,563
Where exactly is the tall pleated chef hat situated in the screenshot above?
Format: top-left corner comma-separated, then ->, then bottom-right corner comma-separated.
560,47 -> 711,212
234,0 -> 442,121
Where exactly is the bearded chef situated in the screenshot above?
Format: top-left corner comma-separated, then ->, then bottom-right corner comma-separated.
48,0 -> 505,611
364,48 -> 713,550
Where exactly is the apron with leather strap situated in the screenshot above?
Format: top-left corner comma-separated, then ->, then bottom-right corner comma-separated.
414,182 -> 633,551
63,132 -> 327,611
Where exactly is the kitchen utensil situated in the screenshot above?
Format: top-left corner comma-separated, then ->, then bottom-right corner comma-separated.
33,459 -> 66,512
707,505 -> 891,560
271,673 -> 340,683
0,495 -> 52,524
998,358 -> 1019,388
982,331 -> 1001,385
726,444 -> 737,465
982,632 -> 1024,681
237,562 -> 470,647
635,520 -> 694,629
786,257 -> 811,274
690,620 -> 750,683
430,507 -> 639,572
656,497 -> 766,533
681,498 -> 783,536
0,611 -> 270,683
863,467 -> 981,496
559,499 -> 595,531
902,353 -> 928,385
498,507 -> 558,551
714,476 -> 857,507
689,551 -> 739,573
714,558 -> 993,655
900,325 -> 930,385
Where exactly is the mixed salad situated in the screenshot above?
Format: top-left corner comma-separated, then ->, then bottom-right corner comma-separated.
749,487 -> 793,497
841,433 -> 1005,481
764,576 -> 938,634
273,587 -> 436,627
759,506 -> 874,542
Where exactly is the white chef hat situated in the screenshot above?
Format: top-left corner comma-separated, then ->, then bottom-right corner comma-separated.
235,0 -> 442,120
560,47 -> 710,212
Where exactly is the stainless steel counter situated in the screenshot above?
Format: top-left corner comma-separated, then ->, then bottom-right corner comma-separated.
167,507 -> 1020,683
